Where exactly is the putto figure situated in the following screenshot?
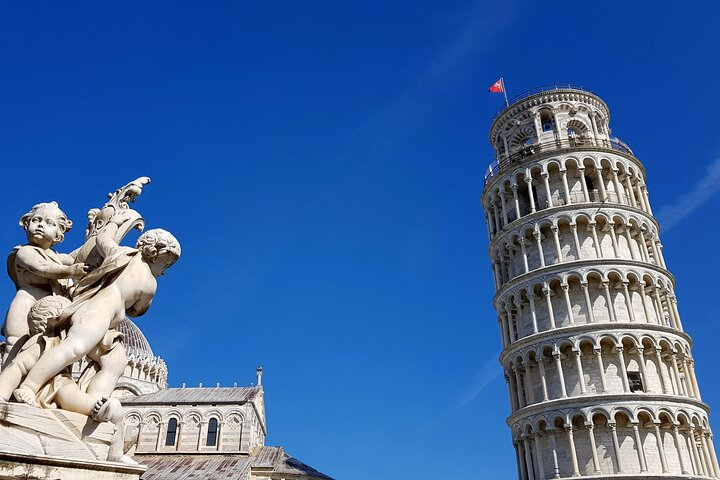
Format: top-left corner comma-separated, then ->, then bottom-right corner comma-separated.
0,177 -> 180,464
2,202 -> 87,362
12,222 -> 181,406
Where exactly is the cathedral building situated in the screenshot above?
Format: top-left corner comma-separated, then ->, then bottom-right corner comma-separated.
482,85 -> 720,478
110,318 -> 332,480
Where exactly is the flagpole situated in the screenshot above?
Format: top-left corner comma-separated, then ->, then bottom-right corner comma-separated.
501,77 -> 509,107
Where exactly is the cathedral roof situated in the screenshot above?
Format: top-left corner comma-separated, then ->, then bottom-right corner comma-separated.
252,446 -> 333,479
123,386 -> 261,405
117,317 -> 155,359
136,447 -> 333,480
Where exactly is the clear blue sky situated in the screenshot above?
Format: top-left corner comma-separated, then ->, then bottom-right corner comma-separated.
1,2 -> 720,478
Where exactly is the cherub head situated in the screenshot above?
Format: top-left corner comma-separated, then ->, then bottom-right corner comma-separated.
27,295 -> 71,335
136,229 -> 181,277
19,202 -> 73,249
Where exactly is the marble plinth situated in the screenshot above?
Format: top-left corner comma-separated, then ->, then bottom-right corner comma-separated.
0,402 -> 145,479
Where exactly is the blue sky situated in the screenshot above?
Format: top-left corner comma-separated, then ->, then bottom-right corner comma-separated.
1,2 -> 720,478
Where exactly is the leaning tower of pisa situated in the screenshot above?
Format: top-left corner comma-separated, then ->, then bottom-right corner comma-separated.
482,85 -> 720,479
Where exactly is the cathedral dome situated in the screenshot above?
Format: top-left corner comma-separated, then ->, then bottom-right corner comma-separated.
117,317 -> 154,359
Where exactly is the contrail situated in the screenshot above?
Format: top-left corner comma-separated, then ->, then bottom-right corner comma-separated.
657,157 -> 720,232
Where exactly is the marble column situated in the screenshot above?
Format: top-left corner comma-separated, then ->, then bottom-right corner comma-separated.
654,348 -> 670,394
589,223 -> 603,258
542,173 -> 553,208
547,429 -> 561,479
526,178 -> 536,213
554,352 -> 568,398
672,424 -> 690,475
522,435 -> 536,480
707,433 -> 720,477
638,284 -> 652,324
534,231 -> 546,268
570,223 -> 581,260
602,281 -> 617,322
616,347 -> 630,393
636,347 -> 649,392
528,294 -> 539,334
512,184 -> 521,219
622,282 -> 636,322
562,283 -> 575,325
653,423 -> 669,473
519,238 -> 529,273
607,222 -> 620,257
594,348 -> 607,392
533,433 -> 546,479
610,422 -> 624,473
631,422 -> 648,472
538,359 -> 549,402
578,168 -> 590,202
700,431 -> 716,478
560,170 -> 571,204
581,282 -> 595,323
587,423 -> 602,474
551,225 -> 563,263
565,425 -> 580,477
670,353 -> 686,396
544,287 -> 556,329
500,192 -> 509,225
573,348 -> 586,394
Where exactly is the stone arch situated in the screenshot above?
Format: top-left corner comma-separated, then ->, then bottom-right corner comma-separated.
510,124 -> 537,149
162,409 -> 184,423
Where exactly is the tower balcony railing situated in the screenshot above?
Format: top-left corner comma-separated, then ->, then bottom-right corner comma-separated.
484,137 -> 633,185
504,190 -> 631,224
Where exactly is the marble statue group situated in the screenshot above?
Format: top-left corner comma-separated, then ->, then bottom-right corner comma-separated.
0,177 -> 180,463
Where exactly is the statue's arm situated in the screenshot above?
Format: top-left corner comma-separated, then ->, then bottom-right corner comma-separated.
96,222 -> 120,260
15,247 -> 85,279
57,253 -> 76,265
96,209 -> 137,259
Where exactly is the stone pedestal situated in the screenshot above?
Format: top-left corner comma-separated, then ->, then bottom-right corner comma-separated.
0,402 -> 145,479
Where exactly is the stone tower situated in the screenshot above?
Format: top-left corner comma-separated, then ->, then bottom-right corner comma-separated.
482,85 -> 720,479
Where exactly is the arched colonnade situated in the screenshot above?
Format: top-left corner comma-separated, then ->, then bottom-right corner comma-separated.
503,332 -> 700,412
496,266 -> 682,347
512,405 -> 719,479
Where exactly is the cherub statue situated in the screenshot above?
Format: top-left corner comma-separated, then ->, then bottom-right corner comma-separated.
0,295 -> 133,463
2,202 -> 88,363
12,212 -> 180,407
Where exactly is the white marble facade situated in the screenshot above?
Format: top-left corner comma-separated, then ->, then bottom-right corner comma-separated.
483,87 -> 720,479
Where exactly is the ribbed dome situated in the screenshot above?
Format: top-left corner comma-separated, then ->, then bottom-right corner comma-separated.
117,317 -> 154,358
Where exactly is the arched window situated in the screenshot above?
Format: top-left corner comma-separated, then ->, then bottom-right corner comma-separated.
165,418 -> 178,446
540,110 -> 555,132
206,417 -> 218,447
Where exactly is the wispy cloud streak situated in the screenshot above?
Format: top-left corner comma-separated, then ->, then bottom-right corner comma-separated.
452,357 -> 501,411
341,1 -> 518,160
657,158 -> 720,232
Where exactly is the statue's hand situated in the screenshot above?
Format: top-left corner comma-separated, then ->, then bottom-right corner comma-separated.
68,263 -> 91,278
109,209 -> 136,227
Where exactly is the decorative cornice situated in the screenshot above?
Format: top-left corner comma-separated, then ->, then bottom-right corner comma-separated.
492,257 -> 676,305
506,393 -> 710,426
498,322 -> 693,364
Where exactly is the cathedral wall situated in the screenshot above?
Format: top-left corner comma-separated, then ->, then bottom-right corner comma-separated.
124,402 -> 264,455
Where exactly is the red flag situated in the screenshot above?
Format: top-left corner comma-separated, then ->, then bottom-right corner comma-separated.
489,78 -> 503,93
